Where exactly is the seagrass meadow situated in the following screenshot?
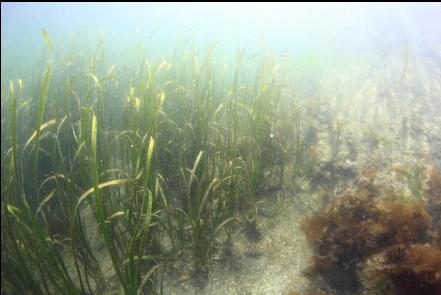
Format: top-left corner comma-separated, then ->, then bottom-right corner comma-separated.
1,3 -> 441,295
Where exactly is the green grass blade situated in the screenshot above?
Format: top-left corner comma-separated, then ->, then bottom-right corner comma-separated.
42,28 -> 52,50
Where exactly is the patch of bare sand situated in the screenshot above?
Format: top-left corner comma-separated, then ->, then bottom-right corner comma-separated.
163,192 -> 313,295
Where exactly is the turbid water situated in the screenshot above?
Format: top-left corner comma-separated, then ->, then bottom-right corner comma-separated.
2,3 -> 441,295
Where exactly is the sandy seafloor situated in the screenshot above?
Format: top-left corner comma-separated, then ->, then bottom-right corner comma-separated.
162,191 -> 313,295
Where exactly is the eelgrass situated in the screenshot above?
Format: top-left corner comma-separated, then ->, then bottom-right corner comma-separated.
1,29 -> 305,294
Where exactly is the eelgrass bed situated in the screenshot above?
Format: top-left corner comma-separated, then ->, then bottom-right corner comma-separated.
2,30 -> 441,295
1,30 -> 305,294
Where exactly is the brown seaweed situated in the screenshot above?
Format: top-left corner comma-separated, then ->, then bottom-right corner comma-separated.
301,168 -> 440,294
361,244 -> 441,295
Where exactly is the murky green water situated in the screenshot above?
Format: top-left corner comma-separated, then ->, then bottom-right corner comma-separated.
1,3 -> 440,295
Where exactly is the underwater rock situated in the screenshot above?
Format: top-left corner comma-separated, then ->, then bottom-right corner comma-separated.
310,160 -> 357,190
